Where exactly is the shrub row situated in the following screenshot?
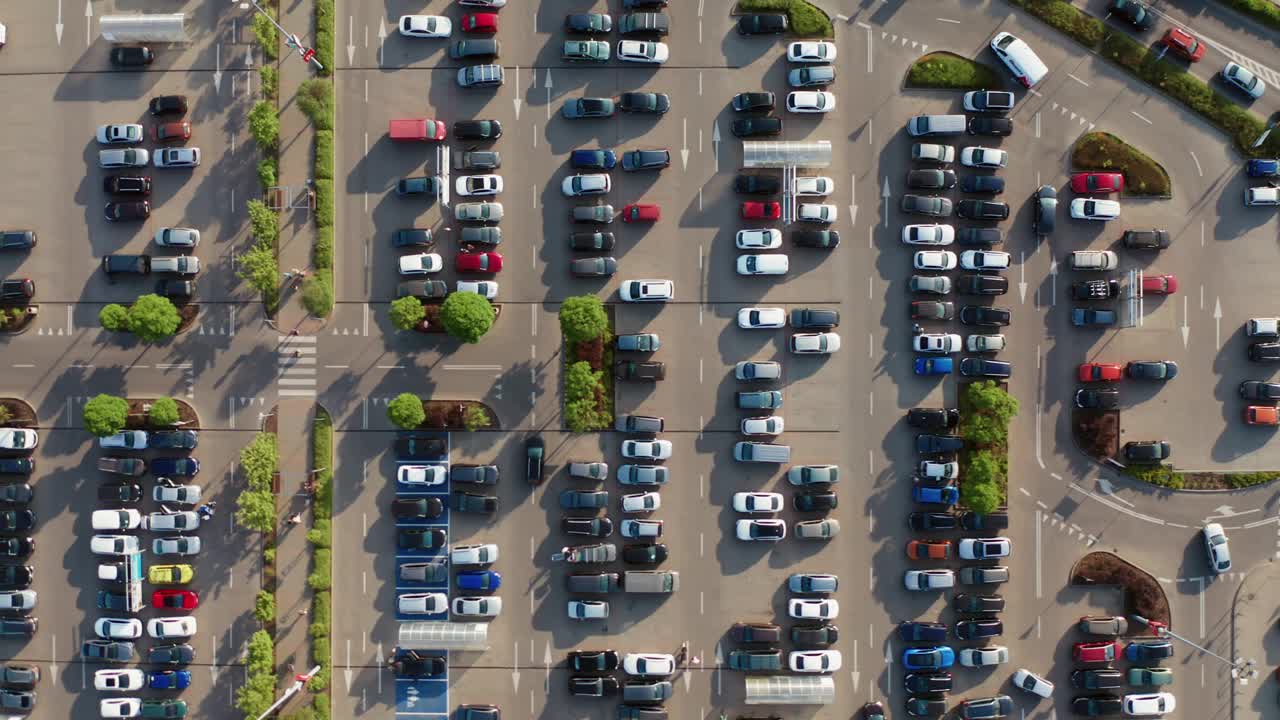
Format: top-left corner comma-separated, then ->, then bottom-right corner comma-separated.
1213,0 -> 1280,31
738,0 -> 833,36
314,0 -> 335,77
307,409 -> 335,708
1123,463 -> 1184,489
98,295 -> 183,342
906,52 -> 1002,89
303,76 -> 336,318
559,297 -> 614,431
958,381 -> 1019,514
235,630 -> 276,717
235,433 -> 278,533
82,395 -> 181,437
1072,131 -> 1171,196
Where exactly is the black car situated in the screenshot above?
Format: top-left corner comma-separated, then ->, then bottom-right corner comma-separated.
732,622 -> 783,644
1123,441 -> 1170,463
1126,360 -> 1178,381
907,169 -> 958,190
623,0 -> 669,7
959,306 -> 1011,326
565,13 -> 612,34
459,705 -> 500,720
954,618 -> 1003,640
395,434 -> 447,461
953,594 -> 1005,613
916,434 -> 964,455
1121,229 -> 1170,249
911,301 -> 956,321
790,308 -> 839,329
452,491 -> 499,514
391,497 -> 444,520
908,512 -> 958,531
569,649 -> 620,673
960,358 -> 1011,378
458,151 -> 501,171
103,176 -> 152,196
526,436 -> 545,485
1072,695 -> 1123,717
104,201 -> 150,222
793,229 -> 840,248
622,543 -> 667,564
393,650 -> 447,678
0,664 -> 39,689
570,232 -> 616,251
1033,185 -> 1058,236
111,46 -> 155,66
957,199 -> 1010,220
790,623 -> 838,647
731,117 -> 783,138
98,590 -> 129,610
150,430 -> 198,450
1071,669 -> 1124,690
570,257 -> 618,277
0,565 -> 32,590
397,280 -> 448,300
1072,279 -> 1120,300
450,39 -> 499,60
149,95 -> 188,116
908,408 -> 960,430
0,459 -> 32,475
958,274 -> 1008,296
1110,0 -> 1155,29
0,511 -> 34,533
392,229 -> 433,248
959,511 -> 1008,531
562,517 -> 614,537
618,92 -> 670,114
618,12 -> 670,35
453,120 -> 502,140
1075,388 -> 1120,409
1240,381 -> 1280,400
1250,342 -> 1280,362
157,280 -> 195,300
616,361 -> 665,381
622,149 -> 671,171
905,672 -> 953,694
0,232 -> 35,252
794,492 -> 837,512
98,483 -> 143,504
450,464 -> 499,485
0,536 -> 31,559
398,528 -> 447,550
737,13 -> 788,34
961,175 -> 1005,194
732,92 -> 776,113
735,174 -> 781,195
957,227 -> 1003,246
0,484 -> 31,505
898,622 -> 947,643
968,117 -> 1013,136
906,697 -> 948,718
570,675 -> 621,697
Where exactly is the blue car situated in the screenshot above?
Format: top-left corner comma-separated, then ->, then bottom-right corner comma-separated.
914,357 -> 953,376
903,646 -> 955,671
152,457 -> 200,477
912,482 -> 959,506
1247,159 -> 1279,178
457,570 -> 502,591
149,670 -> 191,689
1125,640 -> 1173,662
570,149 -> 617,170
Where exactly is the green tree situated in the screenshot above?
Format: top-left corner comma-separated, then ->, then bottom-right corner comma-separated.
148,397 -> 180,427
126,294 -> 181,342
237,238 -> 279,296
439,292 -> 495,343
565,361 -> 601,402
966,381 -> 1019,424
258,65 -> 279,102
240,433 -> 278,490
387,393 -> 425,430
99,304 -> 129,331
961,451 -> 1002,514
248,101 -> 279,151
564,397 -> 604,433
246,199 -> 279,245
235,489 -> 276,533
463,405 -> 489,431
559,295 -> 608,343
83,394 -> 128,437
389,296 -> 425,331
253,590 -> 275,623
564,361 -> 605,432
257,157 -> 278,190
296,79 -> 335,131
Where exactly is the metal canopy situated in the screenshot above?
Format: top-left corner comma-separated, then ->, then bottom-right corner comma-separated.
743,140 -> 832,168
398,621 -> 489,651
100,14 -> 189,43
744,675 -> 836,704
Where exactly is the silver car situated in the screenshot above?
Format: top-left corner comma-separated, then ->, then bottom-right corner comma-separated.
1202,523 -> 1232,573
617,465 -> 669,486
902,195 -> 953,216
788,65 -> 835,87
455,202 -> 503,223
154,228 -> 200,248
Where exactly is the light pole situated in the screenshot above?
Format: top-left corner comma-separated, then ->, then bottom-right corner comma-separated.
255,665 -> 322,720
1129,615 -> 1255,681
236,0 -> 324,71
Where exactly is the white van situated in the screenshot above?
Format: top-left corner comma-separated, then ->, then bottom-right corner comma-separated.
907,114 -> 967,137
733,442 -> 791,463
990,32 -> 1048,88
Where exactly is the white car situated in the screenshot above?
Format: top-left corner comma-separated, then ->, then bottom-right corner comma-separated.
455,202 -> 503,222
960,250 -> 1011,270
1012,669 -> 1055,698
903,224 -> 954,245
399,593 -> 448,615
99,149 -> 149,169
791,332 -> 841,354
153,147 -> 200,168
562,173 -> 610,197
621,492 -> 661,513
101,698 -> 143,718
94,669 -> 147,692
960,147 -> 1008,169
153,536 -> 201,556
732,492 -> 784,513
1202,523 -> 1232,573
960,646 -> 1010,667
0,590 -> 33,612
1123,693 -> 1176,716
456,175 -> 503,197
787,41 -> 837,63
143,511 -> 199,532
621,439 -> 673,460
398,465 -> 447,485
399,14 -> 451,38
617,40 -> 668,63
620,279 -> 674,302
968,334 -> 1006,352
95,618 -> 143,640
797,203 -> 837,223
620,519 -> 663,538
1070,198 -> 1121,220
735,360 -> 782,381
793,176 -> 834,196
92,510 -> 143,531
98,430 -> 148,449
460,0 -> 506,6
786,91 -> 835,113
737,307 -> 786,329
452,596 -> 503,617
736,254 -> 789,275
959,537 -> 1012,559
914,250 -> 957,271
97,124 -> 144,145
741,416 -> 784,436
1245,184 -> 1280,206
457,280 -> 498,299
736,229 -> 782,249
154,228 -> 200,248
153,482 -> 201,505
147,616 -> 197,639
150,256 -> 200,275
91,535 -> 141,556
0,429 -> 38,451
451,543 -> 500,565
1069,250 -> 1119,271
568,599 -> 610,620
1223,61 -> 1265,98
788,598 -> 839,620
736,518 -> 786,541
904,569 -> 956,590
623,653 -> 676,676
963,90 -> 1016,113
790,650 -> 842,673
912,143 -> 955,164
920,460 -> 958,479
914,333 -> 962,353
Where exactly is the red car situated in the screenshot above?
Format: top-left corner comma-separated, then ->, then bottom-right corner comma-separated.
456,251 -> 503,273
1141,273 -> 1177,295
1245,405 -> 1280,425
621,204 -> 661,223
1070,172 -> 1124,194
1161,27 -> 1205,62
152,589 -> 199,610
152,122 -> 192,143
1072,640 -> 1119,663
742,201 -> 782,220
1078,363 -> 1122,383
461,13 -> 499,33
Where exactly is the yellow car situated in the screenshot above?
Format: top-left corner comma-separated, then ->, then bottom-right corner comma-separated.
148,564 -> 194,585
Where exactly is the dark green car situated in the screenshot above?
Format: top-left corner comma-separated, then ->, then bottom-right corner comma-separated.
142,699 -> 188,718
562,40 -> 611,62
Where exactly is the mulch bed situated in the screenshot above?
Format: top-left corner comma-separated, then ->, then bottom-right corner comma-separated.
0,307 -> 37,335
1071,551 -> 1170,628
416,400 -> 500,430
262,406 -> 279,434
124,398 -> 200,430
0,399 -> 37,426
1073,409 -> 1119,460
174,304 -> 200,334
414,303 -> 501,334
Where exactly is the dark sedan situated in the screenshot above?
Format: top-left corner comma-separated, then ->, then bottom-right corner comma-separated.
911,301 -> 955,321
0,232 -> 35,251
111,46 -> 155,66
959,306 -> 1011,326
732,117 -> 783,138
0,565 -> 33,590
398,280 -> 448,300
570,257 -> 618,277
150,430 -> 199,450
1123,441 -> 1170,463
149,95 -> 189,116
968,117 -> 1013,136
1071,669 -> 1124,690
0,484 -> 32,505
907,697 -> 947,718
622,543 -> 667,564
398,528 -> 447,550
898,622 -> 947,643
907,169 -> 957,190
1240,381 -> 1280,400
961,175 -> 1005,194
392,229 -> 433,248
793,492 -> 837,512
954,618 -> 1003,640
452,492 -> 498,514
958,274 -> 1008,296
394,651 -> 446,677
391,497 -> 444,520
1072,695 -> 1123,717
569,649 -> 619,673
735,174 -> 781,195
960,358 -> 1011,378
1126,360 -> 1177,381
453,120 -> 502,140
1110,0 -> 1155,29
1072,279 -> 1120,300
0,511 -> 34,533
570,232 -> 615,251
1250,342 -> 1280,362
904,671 -> 953,694
622,149 -> 671,171
619,92 -> 670,114
1121,229 -> 1170,249
104,201 -> 150,222
737,13 -> 787,34
908,512 -> 958,531
564,13 -> 612,33
562,517 -> 614,537
953,594 -> 1005,613
791,623 -> 838,647
152,457 -> 200,477
732,92 -> 775,112
916,434 -> 964,454
957,199 -> 1010,220
957,227 -> 1003,246
103,176 -> 152,196
1075,388 -> 1120,409
147,644 -> 195,666
0,537 -> 33,558
793,229 -> 840,248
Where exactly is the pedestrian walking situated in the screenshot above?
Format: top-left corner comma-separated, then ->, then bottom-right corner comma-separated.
287,513 -> 302,526
692,656 -> 701,666
298,608 -> 308,618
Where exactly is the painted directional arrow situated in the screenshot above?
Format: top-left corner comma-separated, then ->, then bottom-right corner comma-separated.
681,117 -> 689,170
849,174 -> 858,227
346,16 -> 355,65
1049,258 -> 1058,303
344,639 -> 353,690
512,66 -> 522,119
375,643 -> 385,695
1214,296 -> 1222,347
544,68 -> 553,121
377,21 -> 387,66
711,122 -> 721,173
1018,252 -> 1027,304
85,0 -> 92,46
511,642 -> 520,691
880,176 -> 891,229
1181,295 -> 1190,349
55,0 -> 64,46
1097,477 -> 1116,495
212,44 -> 223,93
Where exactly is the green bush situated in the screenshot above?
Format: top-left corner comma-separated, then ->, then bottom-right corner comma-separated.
247,199 -> 279,245
961,451 -> 1002,514
252,13 -> 279,60
297,79 -> 335,131
283,709 -> 318,720
236,672 -> 276,717
1072,131 -> 1171,197
248,101 -> 279,151
1226,471 -> 1280,488
240,432 -> 279,489
313,226 -> 333,270
246,629 -> 275,675
312,408 -> 334,521
1124,463 -> 1184,489
308,548 -> 332,591
559,295 -> 608,343
387,393 -> 425,430
739,0 -> 832,36
389,296 -> 425,332
148,397 -> 180,427
308,634 -> 331,691
906,52 -> 1002,89
127,294 -> 181,342
314,0 -> 335,77
564,361 -> 607,432
463,405 -> 489,431
312,695 -> 330,720
302,269 -> 334,318
310,591 -> 331,638
99,304 -> 129,331
257,157 -> 278,191
253,590 -> 275,624
307,518 -> 332,548
83,395 -> 128,437
313,179 -> 334,228
1006,0 -> 1105,46
259,65 -> 279,102
1214,0 -> 1280,31
966,380 -> 1020,424
440,292 -> 496,343
236,490 -> 275,533
314,131 -> 334,180
238,238 -> 278,301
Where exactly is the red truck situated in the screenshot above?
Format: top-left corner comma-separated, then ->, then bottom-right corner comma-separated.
389,119 -> 446,141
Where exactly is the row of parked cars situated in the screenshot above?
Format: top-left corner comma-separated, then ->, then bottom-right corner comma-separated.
725,574 -> 841,676
0,428 -> 38,712
1068,615 -> 1176,718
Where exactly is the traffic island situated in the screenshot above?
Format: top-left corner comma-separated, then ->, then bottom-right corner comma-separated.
97,295 -> 191,343
414,301 -> 501,336
733,0 -> 833,37
559,296 -> 614,432
957,381 -> 1018,514
387,394 -> 500,431
1073,409 -> 1120,461
1071,551 -> 1171,628
0,306 -> 36,335
1123,464 -> 1280,490
0,399 -> 36,427
1072,131 -> 1171,197
905,52 -> 1003,90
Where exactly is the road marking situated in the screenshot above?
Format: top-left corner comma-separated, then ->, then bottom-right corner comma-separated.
868,391 -> 874,416
699,358 -> 703,384
699,591 -> 704,615
1035,402 -> 1045,469
936,17 -> 960,24
1198,577 -> 1206,638
699,532 -> 704,557
698,71 -> 702,96
1131,110 -> 1153,125
868,450 -> 874,476
1067,73 -> 1090,87
443,364 -> 502,371
864,25 -> 873,74
868,332 -> 873,359
699,474 -> 704,499
1034,111 -> 1041,139
868,276 -> 873,299
376,364 -> 402,370
1035,509 -> 1043,598
1190,151 -> 1202,177
1036,616 -> 1042,639
868,566 -> 874,589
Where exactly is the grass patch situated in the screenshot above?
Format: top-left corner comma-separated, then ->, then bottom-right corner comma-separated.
1213,0 -> 1280,31
1122,463 -> 1184,489
738,0 -> 833,37
906,51 -> 1002,89
1072,131 -> 1172,197
1006,0 -> 1105,46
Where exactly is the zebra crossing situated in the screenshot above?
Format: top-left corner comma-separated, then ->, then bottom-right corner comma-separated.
278,335 -> 317,398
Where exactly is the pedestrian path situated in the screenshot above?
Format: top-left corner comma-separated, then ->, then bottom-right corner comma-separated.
278,335 -> 317,398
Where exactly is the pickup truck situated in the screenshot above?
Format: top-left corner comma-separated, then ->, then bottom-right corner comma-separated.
102,255 -> 150,279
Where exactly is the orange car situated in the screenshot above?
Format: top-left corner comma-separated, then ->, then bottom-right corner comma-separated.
1244,405 -> 1279,425
906,540 -> 952,560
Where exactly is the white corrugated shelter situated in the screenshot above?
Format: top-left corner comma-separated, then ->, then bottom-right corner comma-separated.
742,140 -> 832,168
397,622 -> 489,651
744,675 -> 836,704
100,14 -> 188,43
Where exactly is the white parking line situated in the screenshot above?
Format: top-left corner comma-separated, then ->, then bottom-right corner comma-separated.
936,18 -> 960,24
1035,509 -> 1043,598
1131,110 -> 1153,125
1067,73 -> 1090,87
